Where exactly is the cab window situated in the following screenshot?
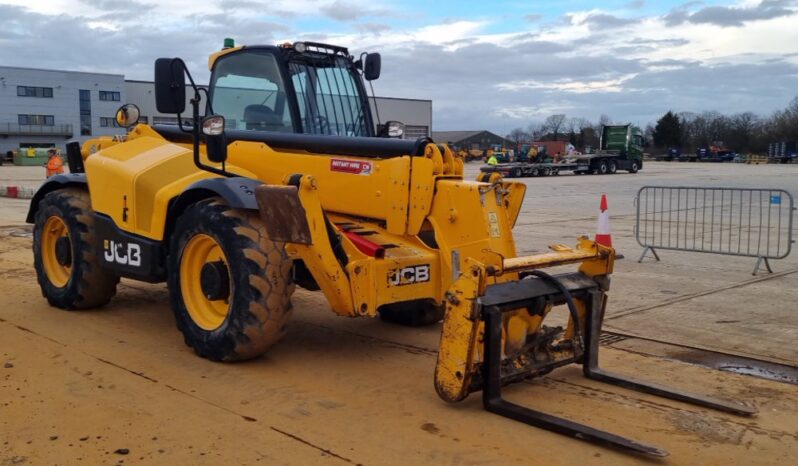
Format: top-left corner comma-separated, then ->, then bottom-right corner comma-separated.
289,56 -> 369,137
210,51 -> 294,132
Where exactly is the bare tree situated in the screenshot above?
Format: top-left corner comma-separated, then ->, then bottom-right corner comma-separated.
505,128 -> 530,150
645,95 -> 797,153
506,127 -> 530,147
543,114 -> 566,140
526,122 -> 545,140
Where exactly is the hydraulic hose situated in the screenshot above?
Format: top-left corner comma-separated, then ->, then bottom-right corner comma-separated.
524,270 -> 584,350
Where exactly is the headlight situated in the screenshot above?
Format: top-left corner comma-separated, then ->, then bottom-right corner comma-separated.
293,41 -> 307,53
386,121 -> 404,138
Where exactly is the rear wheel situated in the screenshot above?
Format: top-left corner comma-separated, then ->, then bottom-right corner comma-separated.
542,167 -> 551,176
33,188 -> 119,309
168,198 -> 294,361
609,161 -> 618,174
379,299 -> 445,326
531,168 -> 539,177
510,167 -> 522,178
597,159 -> 609,174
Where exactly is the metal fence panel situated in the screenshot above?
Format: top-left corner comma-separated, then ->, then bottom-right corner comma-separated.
635,186 -> 795,274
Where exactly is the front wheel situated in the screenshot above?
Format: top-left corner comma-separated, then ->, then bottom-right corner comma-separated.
168,198 -> 294,361
33,188 -> 119,309
629,160 -> 640,173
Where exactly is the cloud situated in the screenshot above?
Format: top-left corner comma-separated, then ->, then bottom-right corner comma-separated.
319,1 -> 394,22
496,75 -> 637,94
79,0 -> 154,11
0,4 -> 289,78
355,22 -> 392,34
580,13 -> 635,29
665,0 -> 798,27
524,14 -> 542,22
0,0 -> 796,135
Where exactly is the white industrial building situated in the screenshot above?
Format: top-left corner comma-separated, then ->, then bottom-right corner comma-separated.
0,65 -> 432,157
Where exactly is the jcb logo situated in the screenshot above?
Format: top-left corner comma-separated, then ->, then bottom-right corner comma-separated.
388,264 -> 430,287
104,240 -> 142,267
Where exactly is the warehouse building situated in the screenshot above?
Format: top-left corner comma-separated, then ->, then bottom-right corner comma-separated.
0,66 -> 125,156
0,65 -> 432,157
430,130 -> 512,152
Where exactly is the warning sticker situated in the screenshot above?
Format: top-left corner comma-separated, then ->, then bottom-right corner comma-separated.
487,212 -> 501,238
330,159 -> 373,175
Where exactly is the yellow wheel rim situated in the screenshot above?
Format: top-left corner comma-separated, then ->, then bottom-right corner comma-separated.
41,216 -> 72,288
180,234 -> 231,331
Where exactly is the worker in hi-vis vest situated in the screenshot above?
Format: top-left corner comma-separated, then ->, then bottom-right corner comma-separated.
46,149 -> 64,178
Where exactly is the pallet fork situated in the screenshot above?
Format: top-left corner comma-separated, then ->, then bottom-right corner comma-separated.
435,239 -> 756,457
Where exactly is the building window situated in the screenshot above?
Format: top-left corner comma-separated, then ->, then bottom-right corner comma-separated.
99,91 -> 121,101
18,114 -> 55,126
79,89 -> 92,136
100,117 -> 121,128
17,86 -> 54,98
405,125 -> 430,139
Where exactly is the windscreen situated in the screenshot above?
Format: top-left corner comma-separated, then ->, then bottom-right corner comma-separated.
289,54 -> 370,137
210,51 -> 294,132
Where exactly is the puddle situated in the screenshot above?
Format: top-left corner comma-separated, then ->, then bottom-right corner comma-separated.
1,226 -> 33,238
603,332 -> 798,385
718,364 -> 798,384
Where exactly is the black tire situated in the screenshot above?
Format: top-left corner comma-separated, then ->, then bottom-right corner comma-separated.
511,167 -> 522,178
542,167 -> 551,176
33,188 -> 119,309
629,160 -> 640,173
168,198 -> 294,361
597,159 -> 609,174
379,299 -> 444,326
531,168 -> 539,177
608,161 -> 617,174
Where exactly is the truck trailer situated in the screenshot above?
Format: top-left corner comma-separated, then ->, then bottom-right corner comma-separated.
482,124 -> 643,178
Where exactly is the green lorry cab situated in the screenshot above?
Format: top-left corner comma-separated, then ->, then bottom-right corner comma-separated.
575,124 -> 643,174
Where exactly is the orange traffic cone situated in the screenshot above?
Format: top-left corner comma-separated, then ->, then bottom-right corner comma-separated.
595,193 -> 612,247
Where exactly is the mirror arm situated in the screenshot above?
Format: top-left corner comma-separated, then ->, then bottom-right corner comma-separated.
172,60 -> 230,178
166,58 -> 238,179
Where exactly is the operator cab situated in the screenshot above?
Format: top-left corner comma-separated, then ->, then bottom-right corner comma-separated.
209,41 -> 381,138
148,40 -> 411,178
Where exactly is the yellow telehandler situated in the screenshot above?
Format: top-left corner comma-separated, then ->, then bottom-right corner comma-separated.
27,39 -> 754,456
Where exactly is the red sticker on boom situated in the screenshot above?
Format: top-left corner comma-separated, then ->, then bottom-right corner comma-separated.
330,159 -> 372,175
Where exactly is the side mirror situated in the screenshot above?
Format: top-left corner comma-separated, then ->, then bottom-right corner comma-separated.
202,115 -> 227,163
364,53 -> 381,81
115,104 -> 141,128
154,58 -> 186,114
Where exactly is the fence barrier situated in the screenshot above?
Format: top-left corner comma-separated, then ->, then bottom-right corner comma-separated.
635,186 -> 795,274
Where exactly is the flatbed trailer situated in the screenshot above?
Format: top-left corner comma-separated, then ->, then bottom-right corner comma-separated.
482,161 -> 579,178
482,153 -> 642,178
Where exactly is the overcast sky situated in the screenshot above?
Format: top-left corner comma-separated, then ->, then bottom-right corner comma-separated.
1,0 -> 796,133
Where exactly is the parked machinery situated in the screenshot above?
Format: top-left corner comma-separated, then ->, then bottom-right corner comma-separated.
27,40 -> 752,457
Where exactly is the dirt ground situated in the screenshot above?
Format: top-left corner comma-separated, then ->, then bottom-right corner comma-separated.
1,162 -> 797,465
